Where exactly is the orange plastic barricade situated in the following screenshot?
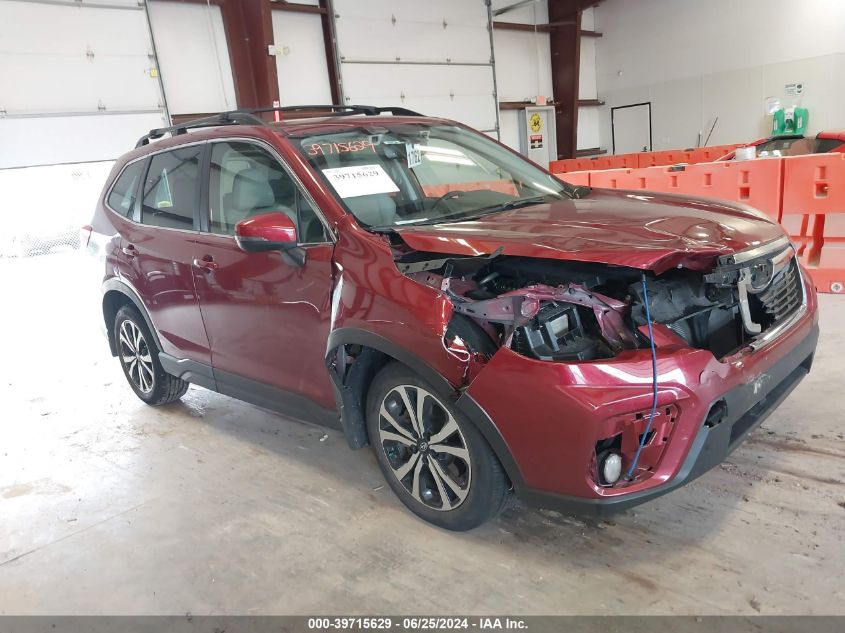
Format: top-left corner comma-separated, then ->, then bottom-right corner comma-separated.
557,170 -> 590,186
781,153 -> 845,292
549,159 -> 581,174
588,156 -> 623,170
421,180 -> 519,198
663,159 -> 784,220
815,215 -> 845,286
687,146 -> 729,164
782,153 -> 845,217
636,152 -> 661,168
588,154 -> 639,170
588,166 -> 668,191
689,144 -> 740,163
636,150 -> 689,168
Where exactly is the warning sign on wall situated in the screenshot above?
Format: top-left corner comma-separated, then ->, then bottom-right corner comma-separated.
518,105 -> 555,168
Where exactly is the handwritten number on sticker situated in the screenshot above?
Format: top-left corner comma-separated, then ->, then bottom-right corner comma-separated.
307,140 -> 377,156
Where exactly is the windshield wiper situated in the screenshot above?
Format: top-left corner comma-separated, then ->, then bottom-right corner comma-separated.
570,185 -> 593,199
498,195 -> 553,210
369,194 -> 562,231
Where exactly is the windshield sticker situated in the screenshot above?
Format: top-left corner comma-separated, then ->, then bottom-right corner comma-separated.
322,164 -> 400,199
406,143 -> 422,169
306,139 -> 376,156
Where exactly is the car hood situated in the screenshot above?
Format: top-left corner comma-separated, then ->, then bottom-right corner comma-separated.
392,189 -> 785,274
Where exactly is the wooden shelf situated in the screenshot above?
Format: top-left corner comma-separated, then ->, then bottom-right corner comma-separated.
578,99 -> 605,107
580,29 -> 603,37
498,101 -> 558,110
493,21 -> 552,33
575,148 -> 607,157
270,1 -> 327,14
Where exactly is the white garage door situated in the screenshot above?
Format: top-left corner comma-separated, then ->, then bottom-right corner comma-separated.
146,1 -> 237,115
333,0 -> 499,134
0,0 -> 168,168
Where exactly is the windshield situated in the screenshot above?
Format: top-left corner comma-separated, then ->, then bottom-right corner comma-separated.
291,123 -> 572,229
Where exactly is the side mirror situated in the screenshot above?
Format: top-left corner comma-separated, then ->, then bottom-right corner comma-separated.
234,212 -> 298,253
234,212 -> 306,267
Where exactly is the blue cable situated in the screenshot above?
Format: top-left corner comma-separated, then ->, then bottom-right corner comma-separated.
625,272 -> 659,480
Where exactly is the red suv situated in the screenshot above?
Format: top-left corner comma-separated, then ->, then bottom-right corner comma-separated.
88,105 -> 819,530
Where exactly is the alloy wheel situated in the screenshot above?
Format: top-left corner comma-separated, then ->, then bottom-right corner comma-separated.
118,319 -> 154,394
378,385 -> 472,511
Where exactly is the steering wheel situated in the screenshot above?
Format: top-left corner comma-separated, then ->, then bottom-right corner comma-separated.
430,189 -> 466,212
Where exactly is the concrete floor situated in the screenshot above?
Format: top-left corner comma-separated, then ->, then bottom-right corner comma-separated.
1,251 -> 844,616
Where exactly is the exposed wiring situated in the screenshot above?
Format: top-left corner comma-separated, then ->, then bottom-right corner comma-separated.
625,272 -> 659,480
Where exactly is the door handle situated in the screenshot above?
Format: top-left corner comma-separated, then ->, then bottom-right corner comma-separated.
193,256 -> 219,271
122,244 -> 138,257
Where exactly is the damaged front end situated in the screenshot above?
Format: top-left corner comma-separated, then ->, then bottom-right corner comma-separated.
399,235 -> 807,368
392,234 -> 812,499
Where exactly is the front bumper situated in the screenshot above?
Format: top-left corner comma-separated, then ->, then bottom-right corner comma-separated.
517,322 -> 817,515
462,275 -> 819,514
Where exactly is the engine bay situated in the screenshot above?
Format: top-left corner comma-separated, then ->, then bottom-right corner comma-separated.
395,246 -> 797,363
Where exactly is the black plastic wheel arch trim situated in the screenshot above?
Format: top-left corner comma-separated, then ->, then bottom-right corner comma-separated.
102,279 -> 165,356
325,327 -> 526,489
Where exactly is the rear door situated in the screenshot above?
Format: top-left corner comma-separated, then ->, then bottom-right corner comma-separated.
119,143 -> 211,365
192,139 -> 337,411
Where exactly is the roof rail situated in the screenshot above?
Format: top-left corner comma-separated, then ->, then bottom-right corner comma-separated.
134,104 -> 423,148
273,104 -> 424,117
135,110 -> 265,148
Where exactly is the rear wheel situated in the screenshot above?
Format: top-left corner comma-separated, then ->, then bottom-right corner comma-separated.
114,305 -> 189,405
366,363 -> 510,530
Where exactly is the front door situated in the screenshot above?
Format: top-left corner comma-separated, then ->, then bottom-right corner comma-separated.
192,140 -> 337,413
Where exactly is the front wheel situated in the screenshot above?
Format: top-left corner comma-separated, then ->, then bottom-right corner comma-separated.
114,305 -> 189,405
366,363 -> 511,530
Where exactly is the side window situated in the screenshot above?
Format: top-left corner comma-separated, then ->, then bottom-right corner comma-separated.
107,161 -> 144,217
298,193 -> 330,243
140,146 -> 202,229
209,141 -> 328,242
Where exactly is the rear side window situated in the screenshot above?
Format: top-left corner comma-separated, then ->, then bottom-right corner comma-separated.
141,146 -> 203,229
107,161 -> 144,217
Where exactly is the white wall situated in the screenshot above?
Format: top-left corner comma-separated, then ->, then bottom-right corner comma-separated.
491,0 -> 553,150
595,0 -> 845,152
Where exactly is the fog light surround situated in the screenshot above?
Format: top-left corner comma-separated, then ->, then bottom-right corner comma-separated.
599,451 -> 623,486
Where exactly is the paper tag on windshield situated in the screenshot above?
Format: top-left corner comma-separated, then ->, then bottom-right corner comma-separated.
322,164 -> 400,199
406,143 -> 422,168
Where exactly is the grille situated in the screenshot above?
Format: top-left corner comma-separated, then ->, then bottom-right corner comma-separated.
756,258 -> 803,324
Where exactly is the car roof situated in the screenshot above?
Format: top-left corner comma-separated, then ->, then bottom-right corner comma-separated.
120,111 -> 457,165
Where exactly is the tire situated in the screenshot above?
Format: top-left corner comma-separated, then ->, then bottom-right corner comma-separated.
366,362 -> 511,531
114,305 -> 189,405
